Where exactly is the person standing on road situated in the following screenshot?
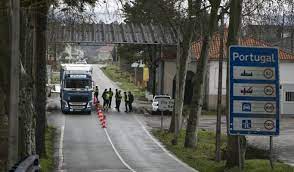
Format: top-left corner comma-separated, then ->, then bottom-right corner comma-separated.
115,89 -> 118,109
108,88 -> 113,108
116,90 -> 122,112
102,89 -> 108,108
124,92 -> 129,112
104,90 -> 110,110
106,91 -> 110,110
128,91 -> 134,112
94,86 -> 99,103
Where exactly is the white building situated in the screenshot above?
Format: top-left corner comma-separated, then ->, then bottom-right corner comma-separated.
159,32 -> 294,115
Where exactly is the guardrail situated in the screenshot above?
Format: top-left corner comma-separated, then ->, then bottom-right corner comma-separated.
9,155 -> 39,172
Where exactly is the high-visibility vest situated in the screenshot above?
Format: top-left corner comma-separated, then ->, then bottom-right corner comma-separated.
105,93 -> 110,100
109,91 -> 113,97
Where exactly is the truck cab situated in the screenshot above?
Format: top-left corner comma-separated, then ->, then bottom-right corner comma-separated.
60,64 -> 93,114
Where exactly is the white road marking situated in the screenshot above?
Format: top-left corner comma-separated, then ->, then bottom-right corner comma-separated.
58,125 -> 65,170
104,128 -> 136,172
134,115 -> 198,172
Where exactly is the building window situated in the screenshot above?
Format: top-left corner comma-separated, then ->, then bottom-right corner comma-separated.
285,92 -> 294,101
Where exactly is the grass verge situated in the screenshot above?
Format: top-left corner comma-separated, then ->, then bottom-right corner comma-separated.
40,126 -> 56,172
153,130 -> 294,172
101,65 -> 146,99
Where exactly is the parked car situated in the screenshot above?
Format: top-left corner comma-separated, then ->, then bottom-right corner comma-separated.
151,95 -> 172,115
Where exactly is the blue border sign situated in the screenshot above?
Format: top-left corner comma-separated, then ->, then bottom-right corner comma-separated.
229,46 -> 280,136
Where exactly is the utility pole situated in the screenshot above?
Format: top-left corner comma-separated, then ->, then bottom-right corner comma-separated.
291,3 -> 294,53
152,45 -> 157,97
215,10 -> 224,162
8,0 -> 20,168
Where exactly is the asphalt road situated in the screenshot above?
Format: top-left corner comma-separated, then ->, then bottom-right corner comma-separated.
47,65 -> 197,172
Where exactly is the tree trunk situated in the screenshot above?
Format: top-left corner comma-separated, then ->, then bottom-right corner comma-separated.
33,4 -> 49,157
215,12 -> 224,162
19,62 -> 36,158
184,0 -> 221,148
169,112 -> 175,132
8,0 -> 20,167
147,45 -> 157,97
291,31 -> 293,53
225,0 -> 247,169
0,5 -> 10,169
172,24 -> 195,144
18,8 -> 37,159
171,0 -> 202,144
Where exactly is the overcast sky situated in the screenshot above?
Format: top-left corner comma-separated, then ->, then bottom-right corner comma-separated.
91,0 -> 126,23
54,0 -> 293,25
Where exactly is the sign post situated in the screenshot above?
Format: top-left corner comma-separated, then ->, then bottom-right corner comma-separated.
229,46 -> 280,169
270,136 -> 274,169
158,99 -> 174,131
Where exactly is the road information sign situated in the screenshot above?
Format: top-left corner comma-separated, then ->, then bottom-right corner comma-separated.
158,99 -> 174,111
229,46 -> 280,136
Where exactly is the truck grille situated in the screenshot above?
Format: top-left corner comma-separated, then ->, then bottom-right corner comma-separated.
71,106 -> 85,110
69,102 -> 87,105
70,95 -> 88,102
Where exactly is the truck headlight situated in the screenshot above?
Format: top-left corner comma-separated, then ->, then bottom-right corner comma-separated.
62,100 -> 69,108
87,101 -> 92,108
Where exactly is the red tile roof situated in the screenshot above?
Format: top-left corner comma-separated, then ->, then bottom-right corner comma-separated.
191,31 -> 294,61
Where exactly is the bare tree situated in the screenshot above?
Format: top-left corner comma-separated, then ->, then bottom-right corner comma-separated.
8,0 -> 20,168
172,0 -> 202,145
184,0 -> 221,148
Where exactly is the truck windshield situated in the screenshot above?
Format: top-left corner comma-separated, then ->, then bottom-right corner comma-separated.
65,79 -> 91,89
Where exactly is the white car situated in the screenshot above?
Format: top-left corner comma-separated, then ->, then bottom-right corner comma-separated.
152,95 -> 171,114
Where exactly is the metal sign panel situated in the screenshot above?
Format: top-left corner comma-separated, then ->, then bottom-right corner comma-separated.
229,46 -> 280,136
158,99 -> 174,111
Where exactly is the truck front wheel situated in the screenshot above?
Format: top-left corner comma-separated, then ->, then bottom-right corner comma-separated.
62,110 -> 68,114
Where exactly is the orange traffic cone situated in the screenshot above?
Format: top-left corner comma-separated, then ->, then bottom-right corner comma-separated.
99,115 -> 104,122
98,112 -> 103,118
101,119 -> 106,128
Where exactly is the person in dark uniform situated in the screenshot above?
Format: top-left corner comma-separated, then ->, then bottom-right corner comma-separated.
128,91 -> 134,112
108,88 -> 113,108
116,90 -> 122,112
124,92 -> 129,112
102,89 -> 108,108
115,89 -> 118,109
94,86 -> 99,102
